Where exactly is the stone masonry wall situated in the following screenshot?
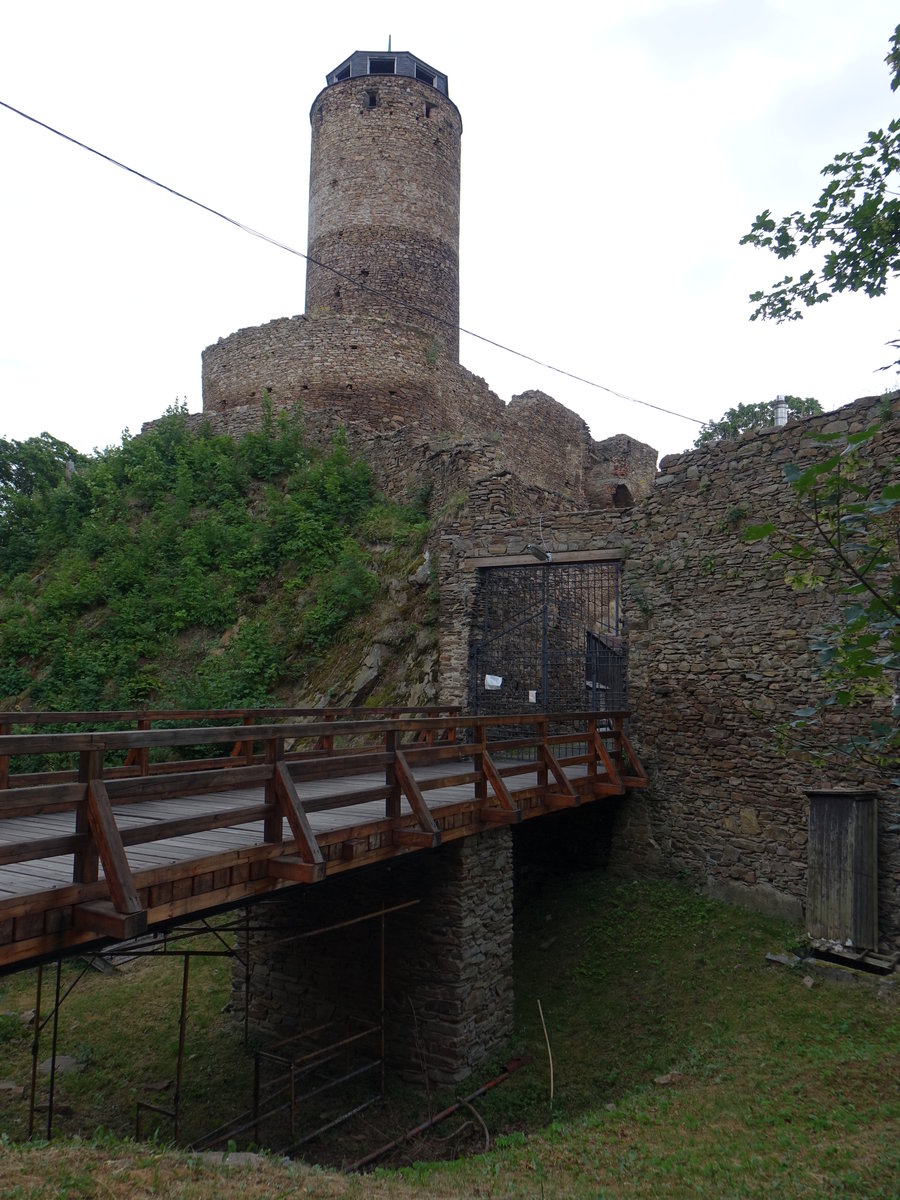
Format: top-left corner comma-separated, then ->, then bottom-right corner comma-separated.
438,394 -> 900,949
233,829 -> 513,1085
200,314 -> 484,435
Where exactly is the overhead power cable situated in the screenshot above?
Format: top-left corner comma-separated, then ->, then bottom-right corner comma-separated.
0,98 -> 705,427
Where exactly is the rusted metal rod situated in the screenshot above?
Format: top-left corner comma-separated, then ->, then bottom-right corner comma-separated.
173,955 -> 190,1142
345,1061 -> 522,1172
46,959 -> 62,1141
27,964 -> 43,1139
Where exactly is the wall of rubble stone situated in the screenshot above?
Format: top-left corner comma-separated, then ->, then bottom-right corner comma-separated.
176,326 -> 660,516
438,394 -> 900,949
232,829 -> 513,1084
200,314 -> 495,437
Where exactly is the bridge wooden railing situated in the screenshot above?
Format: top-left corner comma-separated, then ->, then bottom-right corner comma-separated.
0,705 -> 461,789
0,710 -> 645,971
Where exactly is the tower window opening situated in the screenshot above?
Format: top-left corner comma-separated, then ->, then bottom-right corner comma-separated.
425,102 -> 434,118
366,90 -> 377,108
334,63 -> 351,82
369,56 -> 396,75
416,65 -> 436,86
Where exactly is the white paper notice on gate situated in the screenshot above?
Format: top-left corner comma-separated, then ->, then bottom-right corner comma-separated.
528,690 -> 537,703
484,674 -> 503,690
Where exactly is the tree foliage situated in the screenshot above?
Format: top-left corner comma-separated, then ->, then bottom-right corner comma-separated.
746,412 -> 900,777
0,432 -> 82,505
741,26 -> 900,366
693,396 -> 822,447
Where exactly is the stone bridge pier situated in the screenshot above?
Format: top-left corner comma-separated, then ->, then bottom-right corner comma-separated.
232,829 -> 513,1084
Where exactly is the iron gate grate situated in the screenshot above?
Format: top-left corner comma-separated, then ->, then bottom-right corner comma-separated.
468,560 -> 626,717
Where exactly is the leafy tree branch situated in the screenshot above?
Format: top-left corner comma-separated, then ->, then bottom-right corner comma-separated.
741,25 -> 900,368
693,396 -> 822,447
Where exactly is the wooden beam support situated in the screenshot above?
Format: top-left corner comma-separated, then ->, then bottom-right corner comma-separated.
480,750 -> 522,824
392,828 -> 440,849
74,750 -> 101,885
394,750 -> 440,840
0,834 -> 84,867
385,730 -> 401,819
543,791 -> 580,811
263,739 -> 284,846
480,808 -> 521,825
540,745 -> 578,803
0,716 -> 9,790
341,837 -> 369,862
118,804 -> 271,848
591,731 -> 624,794
87,780 -> 145,921
73,900 -> 147,940
267,854 -> 325,884
274,761 -> 325,867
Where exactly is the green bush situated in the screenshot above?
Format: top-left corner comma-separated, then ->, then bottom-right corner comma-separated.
0,409 -> 426,712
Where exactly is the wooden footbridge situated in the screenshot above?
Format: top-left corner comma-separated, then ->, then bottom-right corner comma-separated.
0,706 -> 646,974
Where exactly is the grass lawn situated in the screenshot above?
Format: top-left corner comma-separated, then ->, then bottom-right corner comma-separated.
0,871 -> 897,1198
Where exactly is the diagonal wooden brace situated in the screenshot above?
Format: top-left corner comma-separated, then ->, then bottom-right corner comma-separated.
591,731 -> 625,795
73,780 -> 146,937
480,750 -> 522,824
273,762 -> 326,878
393,750 -> 441,848
540,745 -> 578,805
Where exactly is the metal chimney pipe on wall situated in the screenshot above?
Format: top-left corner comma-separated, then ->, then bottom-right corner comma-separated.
774,394 -> 788,426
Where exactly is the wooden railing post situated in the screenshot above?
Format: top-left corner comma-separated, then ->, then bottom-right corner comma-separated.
242,716 -> 255,767
587,716 -> 598,783
0,717 -> 9,789
264,736 -> 284,845
314,712 -> 335,753
612,715 -> 624,775
536,717 -> 549,801
385,729 -> 401,819
74,748 -> 102,883
473,719 -> 487,805
123,717 -> 151,776
138,718 -> 150,776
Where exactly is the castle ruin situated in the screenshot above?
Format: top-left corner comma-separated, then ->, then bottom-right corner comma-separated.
152,52 -> 898,1072
187,49 -> 658,514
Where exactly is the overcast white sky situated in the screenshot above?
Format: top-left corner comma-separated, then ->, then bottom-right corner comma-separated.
1,0 -> 898,462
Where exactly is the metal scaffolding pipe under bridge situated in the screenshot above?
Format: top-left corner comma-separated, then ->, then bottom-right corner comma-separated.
0,705 -> 647,974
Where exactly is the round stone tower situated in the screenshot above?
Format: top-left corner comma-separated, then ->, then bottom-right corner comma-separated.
305,51 -> 462,359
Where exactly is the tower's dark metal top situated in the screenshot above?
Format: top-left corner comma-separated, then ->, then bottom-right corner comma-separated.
326,51 -> 449,96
